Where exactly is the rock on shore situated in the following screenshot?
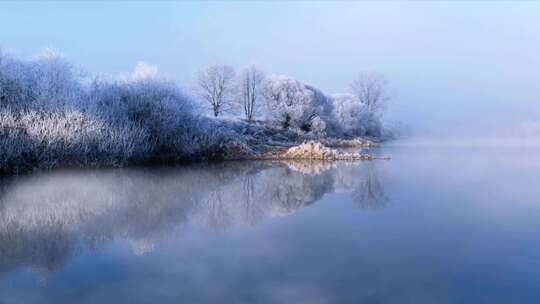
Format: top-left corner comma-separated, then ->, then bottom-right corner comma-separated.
258,141 -> 389,161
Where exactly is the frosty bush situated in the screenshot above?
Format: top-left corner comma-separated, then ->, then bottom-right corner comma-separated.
0,51 -> 218,173
0,109 -> 132,173
0,50 -> 85,112
309,116 -> 327,136
89,77 -> 198,161
262,75 -> 335,134
332,93 -> 367,136
331,93 -> 382,137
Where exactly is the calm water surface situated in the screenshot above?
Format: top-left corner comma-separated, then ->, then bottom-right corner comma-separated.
1,142 -> 539,303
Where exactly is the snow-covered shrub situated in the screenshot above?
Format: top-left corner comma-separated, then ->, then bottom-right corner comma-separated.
262,75 -> 335,134
88,77 -> 197,161
331,93 -> 382,137
332,93 -> 366,136
0,50 -> 85,111
0,109 -> 136,173
309,116 -> 327,136
32,50 -> 85,110
0,51 -> 218,173
362,112 -> 383,138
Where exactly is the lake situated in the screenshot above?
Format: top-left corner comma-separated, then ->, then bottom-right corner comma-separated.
1,141 -> 539,303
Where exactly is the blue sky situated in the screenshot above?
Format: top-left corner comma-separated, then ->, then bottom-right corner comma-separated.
1,1 -> 539,136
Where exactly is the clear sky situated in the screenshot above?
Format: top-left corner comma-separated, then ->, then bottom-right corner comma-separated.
1,1 -> 539,137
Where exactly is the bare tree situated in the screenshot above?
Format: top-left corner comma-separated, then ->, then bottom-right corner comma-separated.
350,73 -> 389,114
194,64 -> 235,117
237,65 -> 265,122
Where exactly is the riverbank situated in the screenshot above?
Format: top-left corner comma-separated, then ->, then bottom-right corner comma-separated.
0,112 -> 386,175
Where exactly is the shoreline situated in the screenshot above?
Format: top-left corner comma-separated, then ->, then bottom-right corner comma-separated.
0,136 -> 389,176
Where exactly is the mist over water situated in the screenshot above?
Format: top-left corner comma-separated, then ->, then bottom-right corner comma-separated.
0,161 -> 386,279
0,144 -> 539,303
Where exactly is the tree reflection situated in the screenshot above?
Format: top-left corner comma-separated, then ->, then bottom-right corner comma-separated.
351,162 -> 388,209
195,189 -> 234,231
0,160 -> 388,276
239,174 -> 265,226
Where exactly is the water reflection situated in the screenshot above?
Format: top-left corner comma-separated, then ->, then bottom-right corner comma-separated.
0,160 -> 386,275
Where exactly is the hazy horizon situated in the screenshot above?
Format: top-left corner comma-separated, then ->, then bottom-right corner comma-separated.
1,1 -> 539,138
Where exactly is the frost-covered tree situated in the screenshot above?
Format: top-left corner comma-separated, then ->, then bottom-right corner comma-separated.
332,93 -> 382,137
0,49 -> 83,111
350,73 -> 389,114
332,93 -> 367,136
194,64 -> 236,117
262,75 -> 333,134
237,65 -> 265,122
